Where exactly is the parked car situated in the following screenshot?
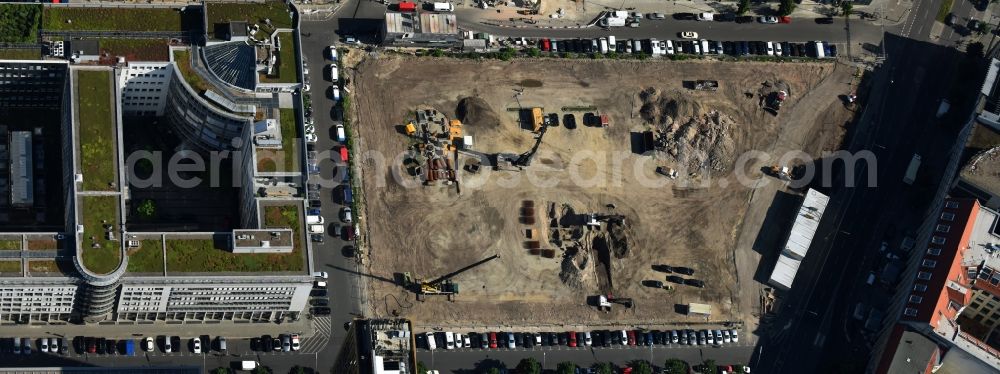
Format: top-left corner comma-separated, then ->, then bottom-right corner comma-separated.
735,15 -> 754,23
650,13 -> 666,20
506,332 -> 516,349
758,15 -> 779,24
816,17 -> 835,24
731,330 -> 739,343
311,307 -> 331,315
680,31 -> 699,39
673,12 -> 696,20
192,337 -> 202,354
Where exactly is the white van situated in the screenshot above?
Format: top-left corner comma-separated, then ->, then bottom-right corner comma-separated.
599,38 -> 609,54
336,124 -> 346,142
432,2 -> 454,12
309,224 -> 325,234
306,215 -> 324,225
608,36 -> 616,50
766,41 -> 775,56
444,332 -> 456,349
699,39 -> 709,55
328,65 -> 339,82
425,333 -> 437,350
241,361 -> 259,370
665,40 -> 675,55
813,41 -> 826,58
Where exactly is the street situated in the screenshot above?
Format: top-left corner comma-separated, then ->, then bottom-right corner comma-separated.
417,345 -> 755,372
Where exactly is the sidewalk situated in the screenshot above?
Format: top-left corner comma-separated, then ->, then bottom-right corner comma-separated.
457,0 -> 912,29
0,318 -> 315,340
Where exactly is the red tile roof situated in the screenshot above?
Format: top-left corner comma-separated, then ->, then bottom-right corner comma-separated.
902,198 -> 979,327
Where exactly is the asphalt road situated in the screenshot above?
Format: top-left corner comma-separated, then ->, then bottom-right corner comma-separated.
418,345 -> 755,372
751,0 -> 981,372
300,15 -> 368,373
455,10 -> 885,44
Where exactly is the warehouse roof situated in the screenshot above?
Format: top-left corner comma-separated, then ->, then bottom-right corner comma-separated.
384,12 -> 456,35
768,254 -> 802,291
783,189 -> 829,260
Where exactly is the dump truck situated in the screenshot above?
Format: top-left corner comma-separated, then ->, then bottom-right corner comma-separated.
531,107 -> 544,132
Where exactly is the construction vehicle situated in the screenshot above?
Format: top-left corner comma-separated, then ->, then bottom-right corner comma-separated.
596,293 -> 634,311
692,80 -> 719,91
530,107 -> 544,132
765,90 -> 787,112
402,254 -> 500,301
510,120 -> 549,168
769,165 -> 791,180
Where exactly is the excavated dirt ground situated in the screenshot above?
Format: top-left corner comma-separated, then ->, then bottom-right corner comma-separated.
351,56 -> 850,328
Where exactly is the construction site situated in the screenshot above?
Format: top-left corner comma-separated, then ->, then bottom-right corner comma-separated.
352,57 -> 855,328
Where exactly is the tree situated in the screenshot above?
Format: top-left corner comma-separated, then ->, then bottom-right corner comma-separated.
289,366 -> 308,374
663,359 -> 689,374
430,48 -> 445,57
737,0 -> 751,15
252,367 -> 272,374
556,362 -> 577,374
841,1 -> 854,17
593,362 -> 615,374
526,47 -> 541,57
701,359 -> 717,374
211,369 -> 230,374
778,0 -> 796,16
485,369 -> 501,374
137,199 -> 155,219
416,361 -> 429,374
630,360 -> 653,374
516,358 -> 542,374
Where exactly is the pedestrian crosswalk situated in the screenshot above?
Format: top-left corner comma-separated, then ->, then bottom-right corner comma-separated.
300,316 -> 331,353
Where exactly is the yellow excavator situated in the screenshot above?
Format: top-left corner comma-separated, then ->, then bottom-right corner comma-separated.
401,254 -> 500,301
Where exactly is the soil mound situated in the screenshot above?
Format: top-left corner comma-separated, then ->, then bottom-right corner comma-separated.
456,97 -> 500,129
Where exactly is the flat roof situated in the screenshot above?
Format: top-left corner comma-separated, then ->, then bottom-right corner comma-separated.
769,254 -> 802,291
385,12 -> 457,35
879,328 -> 940,374
959,146 -> 1000,204
69,40 -> 100,56
9,131 -> 33,207
233,229 -> 293,249
783,189 -> 829,260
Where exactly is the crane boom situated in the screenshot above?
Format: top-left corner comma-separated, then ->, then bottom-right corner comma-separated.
428,254 -> 500,285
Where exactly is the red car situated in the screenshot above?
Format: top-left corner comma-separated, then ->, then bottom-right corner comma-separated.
488,332 -> 497,348
339,146 -> 349,162
541,38 -> 551,51
567,331 -> 577,347
627,330 -> 636,346
779,16 -> 792,24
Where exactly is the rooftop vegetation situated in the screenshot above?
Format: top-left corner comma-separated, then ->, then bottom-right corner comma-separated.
77,70 -> 117,191
80,195 -> 122,275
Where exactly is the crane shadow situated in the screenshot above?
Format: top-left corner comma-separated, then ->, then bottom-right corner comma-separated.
329,265 -> 396,284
